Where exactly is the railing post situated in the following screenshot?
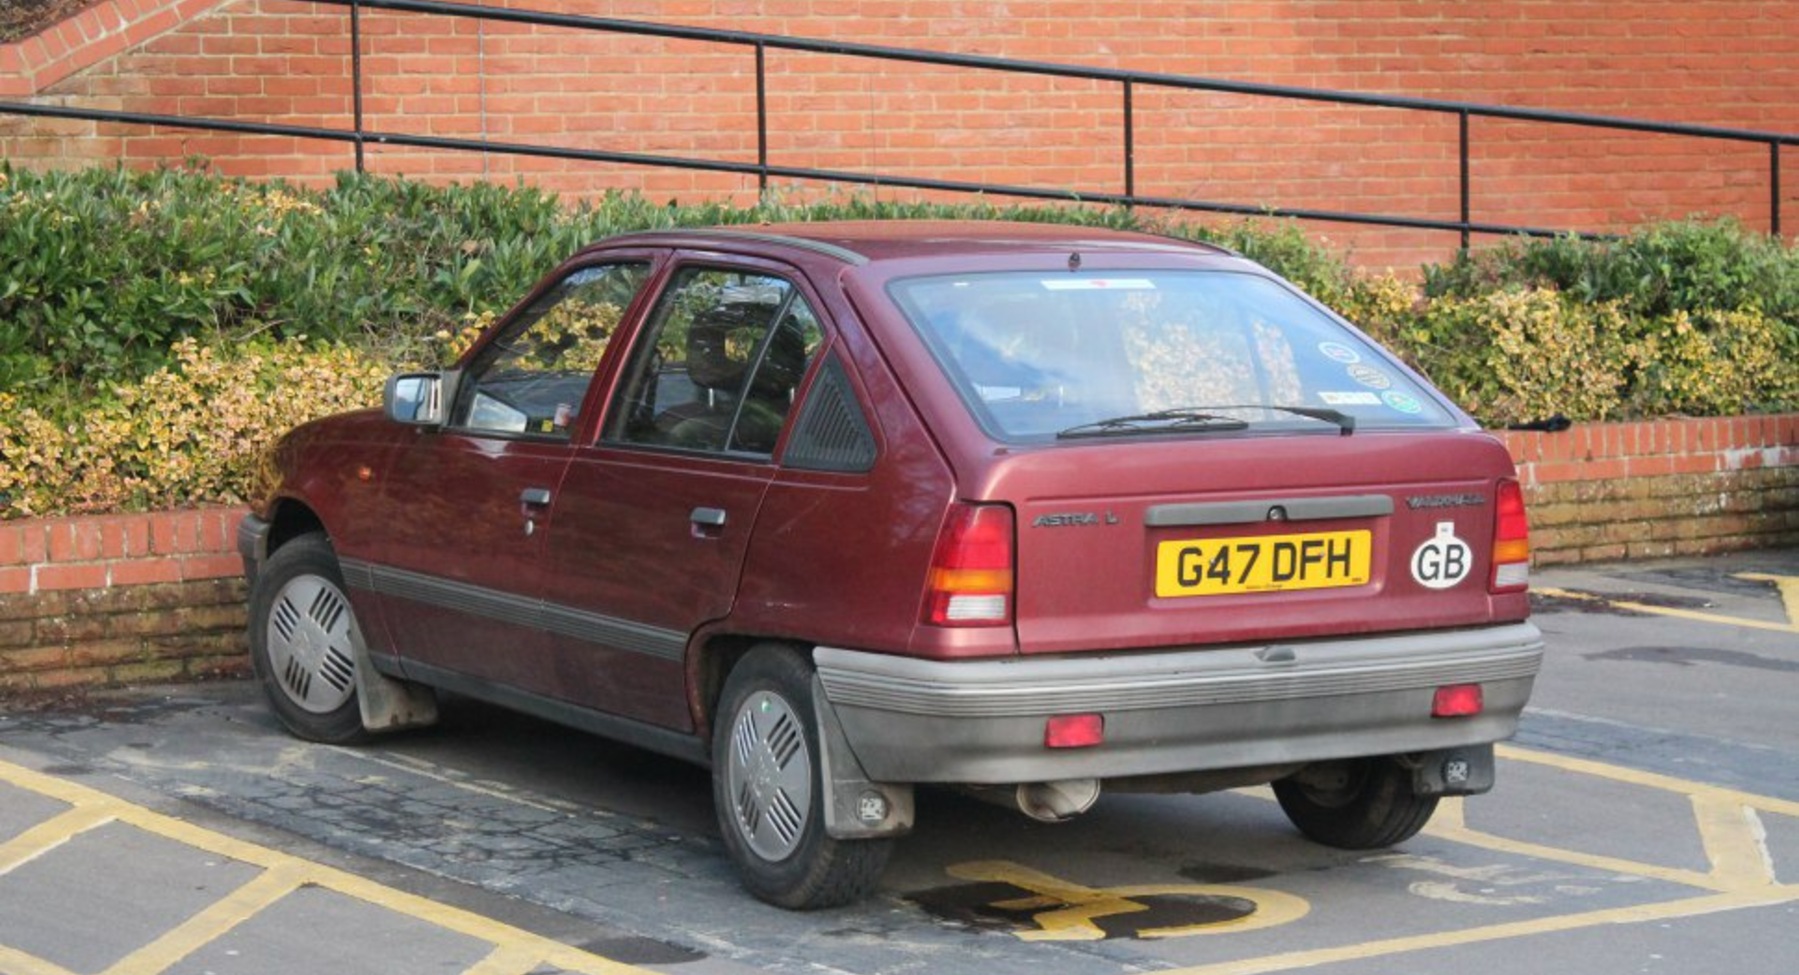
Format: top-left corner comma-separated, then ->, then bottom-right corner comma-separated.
1458,109 -> 1471,252
1773,141 -> 1783,238
755,41 -> 769,194
1122,79 -> 1135,208
351,0 -> 366,173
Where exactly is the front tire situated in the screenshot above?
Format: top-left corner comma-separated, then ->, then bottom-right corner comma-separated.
712,645 -> 891,909
1273,757 -> 1438,849
248,533 -> 368,744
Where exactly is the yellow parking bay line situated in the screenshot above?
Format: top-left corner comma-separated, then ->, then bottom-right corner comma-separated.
1534,576 -> 1799,634
1163,745 -> 1799,975
1737,572 -> 1799,628
0,759 -> 655,975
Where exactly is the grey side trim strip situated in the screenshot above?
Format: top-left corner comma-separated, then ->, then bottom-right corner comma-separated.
539,603 -> 688,662
1146,493 -> 1395,527
399,659 -> 708,766
339,558 -> 687,662
816,622 -> 1543,718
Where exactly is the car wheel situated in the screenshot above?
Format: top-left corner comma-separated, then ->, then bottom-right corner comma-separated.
248,532 -> 368,744
712,644 -> 892,909
1272,756 -> 1438,849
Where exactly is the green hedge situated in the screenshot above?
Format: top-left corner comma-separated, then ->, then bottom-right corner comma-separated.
2,162 -> 1797,519
0,164 -> 1145,394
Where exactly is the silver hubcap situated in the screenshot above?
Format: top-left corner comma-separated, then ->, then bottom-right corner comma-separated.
265,574 -> 359,714
726,690 -> 813,861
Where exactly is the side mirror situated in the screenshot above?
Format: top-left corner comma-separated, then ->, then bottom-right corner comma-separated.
384,371 -> 458,427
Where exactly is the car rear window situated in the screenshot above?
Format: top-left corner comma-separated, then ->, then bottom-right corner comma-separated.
887,269 -> 1456,441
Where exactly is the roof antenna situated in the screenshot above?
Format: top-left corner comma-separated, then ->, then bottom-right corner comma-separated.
1068,251 -> 1082,272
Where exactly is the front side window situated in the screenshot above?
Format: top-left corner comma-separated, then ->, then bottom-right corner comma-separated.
455,262 -> 650,438
888,270 -> 1455,441
606,267 -> 824,456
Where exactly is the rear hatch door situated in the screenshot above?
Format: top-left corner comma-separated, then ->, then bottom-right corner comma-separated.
996,431 -> 1517,655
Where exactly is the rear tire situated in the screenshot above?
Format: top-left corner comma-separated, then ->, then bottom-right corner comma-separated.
247,533 -> 369,744
1273,757 -> 1438,849
712,644 -> 891,909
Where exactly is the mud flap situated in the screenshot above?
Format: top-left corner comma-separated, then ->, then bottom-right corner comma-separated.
352,639 -> 439,734
1409,742 -> 1496,796
812,676 -> 914,839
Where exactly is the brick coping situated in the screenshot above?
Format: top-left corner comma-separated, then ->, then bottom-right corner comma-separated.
0,0 -> 226,97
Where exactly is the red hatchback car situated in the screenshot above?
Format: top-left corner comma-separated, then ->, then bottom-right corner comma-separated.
240,221 -> 1542,908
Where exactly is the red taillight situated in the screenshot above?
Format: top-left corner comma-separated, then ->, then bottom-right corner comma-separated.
1490,478 -> 1531,593
924,503 -> 1014,626
1045,713 -> 1105,748
1432,683 -> 1484,718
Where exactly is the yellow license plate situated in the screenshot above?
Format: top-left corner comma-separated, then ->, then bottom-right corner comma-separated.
1155,531 -> 1371,597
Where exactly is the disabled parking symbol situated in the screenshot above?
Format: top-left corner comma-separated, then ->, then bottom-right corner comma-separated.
910,860 -> 1309,941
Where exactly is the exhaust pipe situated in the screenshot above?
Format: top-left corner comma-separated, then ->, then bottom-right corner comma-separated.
967,779 -> 1102,823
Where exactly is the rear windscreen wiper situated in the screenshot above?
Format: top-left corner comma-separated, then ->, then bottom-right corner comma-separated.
1057,404 -> 1354,440
1239,404 -> 1356,436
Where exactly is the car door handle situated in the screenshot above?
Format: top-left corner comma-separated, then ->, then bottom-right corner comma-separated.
690,507 -> 728,528
520,487 -> 553,507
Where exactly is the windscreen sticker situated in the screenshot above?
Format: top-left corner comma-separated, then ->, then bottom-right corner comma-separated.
1318,390 -> 1382,406
1348,364 -> 1393,390
1411,522 -> 1473,589
1318,341 -> 1362,364
1039,278 -> 1157,291
1381,390 -> 1424,414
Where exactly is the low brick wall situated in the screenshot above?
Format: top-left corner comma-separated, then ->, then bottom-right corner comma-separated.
0,414 -> 1794,693
1501,414 -> 1799,564
0,508 -> 249,693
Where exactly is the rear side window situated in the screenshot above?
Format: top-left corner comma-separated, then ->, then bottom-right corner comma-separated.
605,267 -> 825,456
888,270 -> 1455,441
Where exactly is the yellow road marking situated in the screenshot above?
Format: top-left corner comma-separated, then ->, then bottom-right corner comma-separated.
101,863 -> 306,975
1497,744 -> 1799,819
1423,796 -> 1727,891
1534,580 -> 1799,634
0,759 -> 654,975
946,860 -> 1310,940
1156,744 -> 1799,974
462,944 -> 552,975
1689,794 -> 1779,889
0,944 -> 78,975
1737,573 -> 1799,628
0,805 -> 114,875
1153,887 -> 1795,975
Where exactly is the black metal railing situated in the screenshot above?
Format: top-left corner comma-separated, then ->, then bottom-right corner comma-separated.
3,0 -> 1794,248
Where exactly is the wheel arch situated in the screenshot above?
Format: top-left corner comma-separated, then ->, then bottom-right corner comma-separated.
689,632 -> 814,742
264,498 -> 328,555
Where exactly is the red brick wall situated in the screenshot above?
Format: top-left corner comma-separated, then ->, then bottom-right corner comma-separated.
1501,414 -> 1799,564
0,508 -> 249,692
3,0 -> 1796,268
0,416 -> 1793,691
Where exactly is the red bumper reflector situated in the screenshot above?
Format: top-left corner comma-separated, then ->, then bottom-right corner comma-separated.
1432,683 -> 1484,718
1045,713 -> 1105,749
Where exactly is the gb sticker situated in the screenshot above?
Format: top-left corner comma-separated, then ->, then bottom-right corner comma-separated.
1411,522 -> 1472,589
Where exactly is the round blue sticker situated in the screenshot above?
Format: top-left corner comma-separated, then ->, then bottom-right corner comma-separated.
1382,390 -> 1424,414
1318,341 -> 1361,365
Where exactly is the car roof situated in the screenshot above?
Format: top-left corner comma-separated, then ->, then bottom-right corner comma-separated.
586,220 -> 1236,266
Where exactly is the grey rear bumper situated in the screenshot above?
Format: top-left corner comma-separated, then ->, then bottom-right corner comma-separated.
813,621 -> 1543,784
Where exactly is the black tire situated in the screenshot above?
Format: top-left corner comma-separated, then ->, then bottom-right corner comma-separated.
711,644 -> 892,909
1273,757 -> 1439,849
247,533 -> 369,744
